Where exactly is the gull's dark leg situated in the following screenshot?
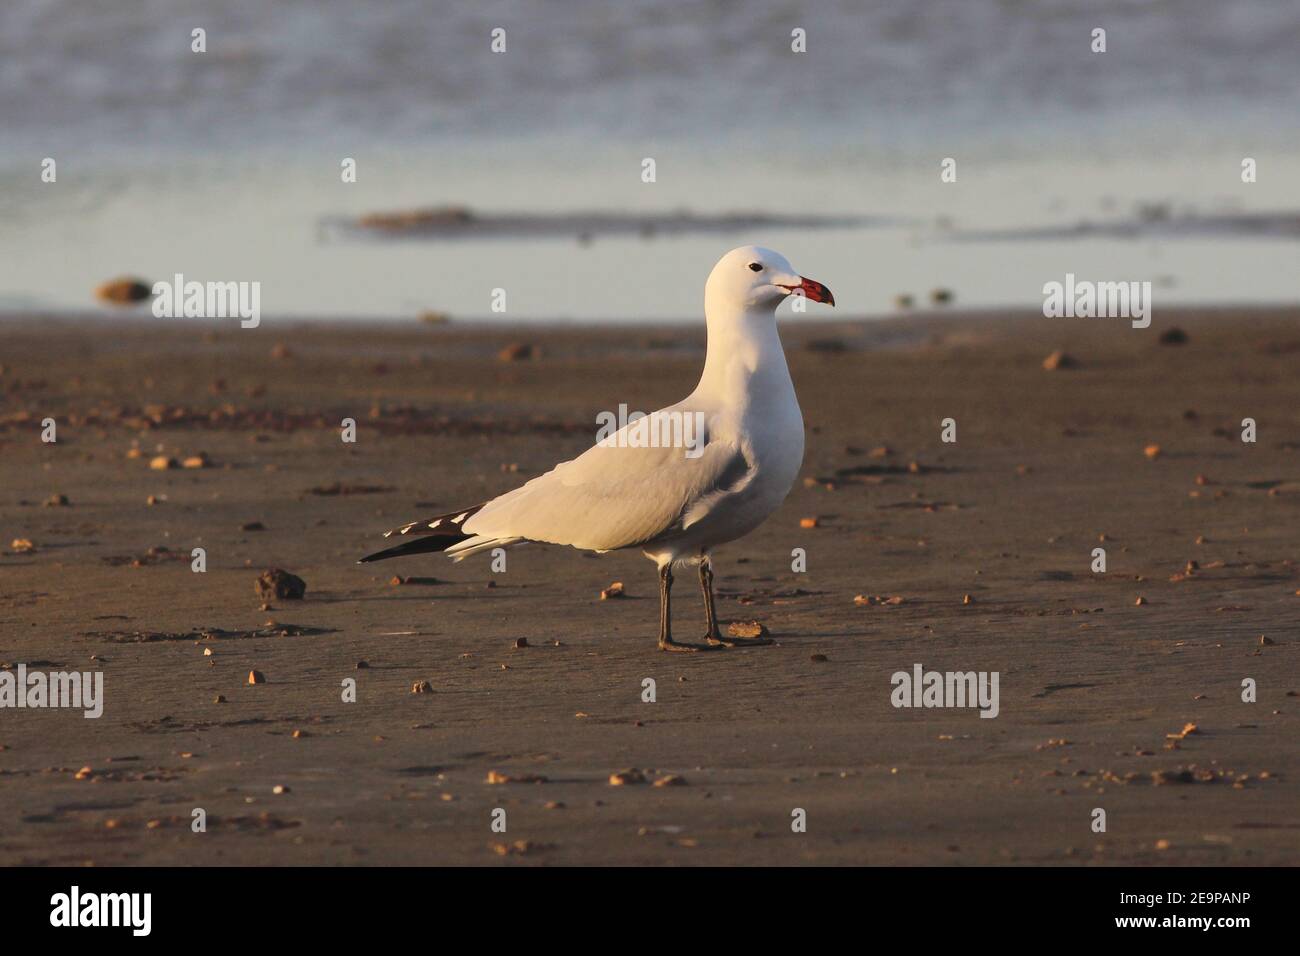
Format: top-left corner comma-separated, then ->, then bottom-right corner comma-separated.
700,558 -> 722,642
702,556 -> 772,647
658,563 -> 711,652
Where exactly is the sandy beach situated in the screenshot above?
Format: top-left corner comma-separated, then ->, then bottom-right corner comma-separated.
1,309 -> 1297,866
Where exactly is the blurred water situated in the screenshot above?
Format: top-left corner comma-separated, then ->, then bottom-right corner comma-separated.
1,0 -> 1297,319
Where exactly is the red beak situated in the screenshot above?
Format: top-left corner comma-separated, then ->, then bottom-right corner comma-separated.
780,276 -> 835,306
800,276 -> 834,305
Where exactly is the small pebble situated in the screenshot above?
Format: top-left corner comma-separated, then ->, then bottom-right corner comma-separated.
486,770 -> 547,784
1042,350 -> 1078,370
727,621 -> 768,639
609,769 -> 647,786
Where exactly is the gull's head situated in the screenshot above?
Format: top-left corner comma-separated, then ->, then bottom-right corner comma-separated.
705,245 -> 835,315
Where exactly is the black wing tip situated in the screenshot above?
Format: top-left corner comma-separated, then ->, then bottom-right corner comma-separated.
359,503 -> 485,565
357,533 -> 470,564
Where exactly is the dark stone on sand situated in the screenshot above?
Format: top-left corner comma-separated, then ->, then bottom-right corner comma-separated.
498,343 -> 536,362
1159,327 -> 1189,345
256,568 -> 306,601
95,277 -> 153,306
1042,350 -> 1080,370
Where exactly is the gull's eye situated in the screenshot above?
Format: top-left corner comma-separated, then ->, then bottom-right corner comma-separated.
748,262 -> 763,272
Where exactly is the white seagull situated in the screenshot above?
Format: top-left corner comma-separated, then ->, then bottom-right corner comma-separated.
359,246 -> 834,651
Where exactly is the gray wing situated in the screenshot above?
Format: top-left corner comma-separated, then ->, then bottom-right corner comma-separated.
458,411 -> 753,552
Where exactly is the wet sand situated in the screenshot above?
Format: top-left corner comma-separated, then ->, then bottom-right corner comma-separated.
1,309 -> 1297,866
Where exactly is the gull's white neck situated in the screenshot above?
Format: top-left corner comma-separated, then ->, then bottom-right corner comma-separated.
692,299 -> 796,413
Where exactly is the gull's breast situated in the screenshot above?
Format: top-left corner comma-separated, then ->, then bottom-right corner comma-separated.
670,398 -> 805,554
